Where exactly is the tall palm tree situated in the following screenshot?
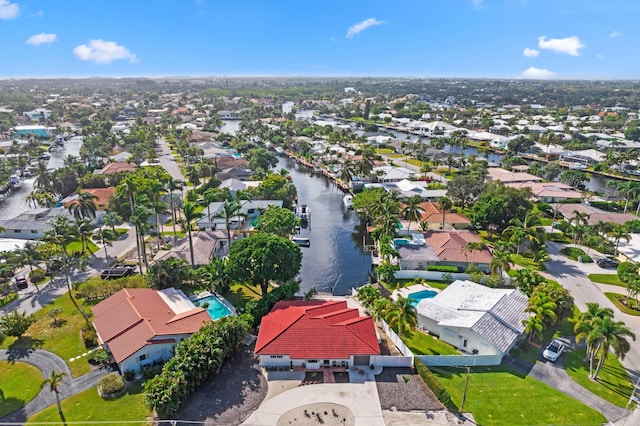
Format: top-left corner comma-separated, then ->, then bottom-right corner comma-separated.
438,196 -> 452,230
385,296 -> 417,339
166,178 -> 183,239
130,205 -> 152,273
574,302 -> 615,367
490,250 -> 512,277
402,195 -> 424,233
339,160 -> 354,187
608,224 -> 631,256
41,370 -> 66,415
590,315 -> 636,379
15,242 -> 41,293
181,201 -> 200,267
102,210 -> 123,234
214,199 -> 243,249
68,190 -> 98,221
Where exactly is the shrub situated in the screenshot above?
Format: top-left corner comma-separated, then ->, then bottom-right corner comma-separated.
98,373 -> 125,398
29,268 -> 46,283
560,247 -> 592,263
414,358 -> 452,408
82,325 -> 98,348
425,265 -> 458,273
88,348 -> 111,366
123,370 -> 136,381
244,281 -> 299,327
485,273 -> 505,288
617,262 -> 638,283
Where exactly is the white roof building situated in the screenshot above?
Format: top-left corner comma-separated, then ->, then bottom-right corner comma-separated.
416,280 -> 529,356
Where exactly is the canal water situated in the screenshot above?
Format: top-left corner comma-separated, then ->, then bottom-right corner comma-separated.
278,156 -> 372,296
0,136 -> 83,220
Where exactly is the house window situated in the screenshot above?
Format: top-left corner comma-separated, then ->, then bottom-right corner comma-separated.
14,230 -> 20,233
307,359 -> 318,363
463,338 -> 468,349
270,355 -> 283,359
31,230 -> 38,234
138,354 -> 147,362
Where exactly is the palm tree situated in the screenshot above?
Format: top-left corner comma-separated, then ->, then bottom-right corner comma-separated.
68,190 -> 98,221
574,302 -> 614,367
117,175 -> 137,217
590,316 -> 636,380
102,210 -> 123,234
608,224 -> 631,256
522,315 -> 545,342
33,160 -> 54,193
385,296 -> 417,339
570,210 -> 591,246
502,213 -> 545,256
438,196 -> 452,230
41,370 -> 67,415
166,178 -> 183,239
130,205 -> 152,272
15,242 -> 41,293
181,201 -> 199,267
490,250 -> 512,277
214,199 -> 243,249
339,160 -> 354,187
526,292 -> 557,325
402,195 -> 424,233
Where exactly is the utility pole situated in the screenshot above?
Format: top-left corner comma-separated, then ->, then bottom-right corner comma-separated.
460,366 -> 471,413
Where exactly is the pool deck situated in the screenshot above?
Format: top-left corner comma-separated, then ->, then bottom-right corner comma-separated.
392,283 -> 440,301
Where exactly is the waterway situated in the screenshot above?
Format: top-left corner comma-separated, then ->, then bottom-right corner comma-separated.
0,136 -> 83,221
278,156 -> 372,296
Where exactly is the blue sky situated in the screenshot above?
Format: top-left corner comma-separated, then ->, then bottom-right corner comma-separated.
0,0 -> 638,79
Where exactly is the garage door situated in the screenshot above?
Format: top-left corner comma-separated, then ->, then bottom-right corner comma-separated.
353,355 -> 370,365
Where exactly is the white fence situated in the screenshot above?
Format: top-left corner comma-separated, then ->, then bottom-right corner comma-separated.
371,355 -> 414,367
378,319 -> 414,357
394,271 -> 512,286
417,354 -> 503,367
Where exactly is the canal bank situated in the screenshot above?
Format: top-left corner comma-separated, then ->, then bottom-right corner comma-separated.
278,156 -> 371,296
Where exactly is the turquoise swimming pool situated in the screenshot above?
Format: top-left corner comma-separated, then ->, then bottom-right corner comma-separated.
194,295 -> 233,320
408,289 -> 438,307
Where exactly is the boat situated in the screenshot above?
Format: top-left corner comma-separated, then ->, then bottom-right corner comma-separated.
298,204 -> 310,221
343,194 -> 353,209
291,236 -> 311,247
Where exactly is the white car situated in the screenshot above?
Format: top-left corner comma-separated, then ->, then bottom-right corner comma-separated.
543,339 -> 565,362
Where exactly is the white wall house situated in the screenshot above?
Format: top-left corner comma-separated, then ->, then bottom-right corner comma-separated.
92,287 -> 211,373
416,280 -> 529,357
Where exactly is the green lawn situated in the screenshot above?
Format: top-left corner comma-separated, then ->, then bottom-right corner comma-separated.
0,294 -> 92,377
432,365 -> 606,426
0,361 -> 42,418
564,348 -> 636,408
605,292 -> 640,316
510,254 -> 545,271
375,148 -> 394,155
0,291 -> 18,308
67,241 -> 99,255
222,282 -> 263,310
385,153 -> 405,159
406,158 -> 425,167
27,383 -> 151,425
403,330 -> 459,355
588,273 -> 626,287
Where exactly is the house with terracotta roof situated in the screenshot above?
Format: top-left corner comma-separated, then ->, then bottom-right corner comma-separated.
504,181 -> 583,203
412,201 -> 471,231
392,230 -> 492,277
416,280 -> 529,358
93,162 -> 137,176
486,167 -> 542,184
61,187 -> 116,211
92,287 -> 211,373
255,300 -> 380,369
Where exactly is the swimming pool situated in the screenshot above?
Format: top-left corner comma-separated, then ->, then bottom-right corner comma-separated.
408,289 -> 438,306
194,295 -> 233,320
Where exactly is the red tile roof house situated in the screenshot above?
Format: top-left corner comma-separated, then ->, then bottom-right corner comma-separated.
255,300 -> 381,369
92,287 -> 211,373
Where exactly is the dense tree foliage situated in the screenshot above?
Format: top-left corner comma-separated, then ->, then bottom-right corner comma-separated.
469,183 -> 532,233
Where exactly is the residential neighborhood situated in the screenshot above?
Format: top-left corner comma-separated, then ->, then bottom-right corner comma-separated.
1,76 -> 640,426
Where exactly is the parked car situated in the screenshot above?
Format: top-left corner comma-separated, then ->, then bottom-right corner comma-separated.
14,275 -> 28,290
596,258 -> 619,269
100,268 -> 137,280
542,339 -> 565,362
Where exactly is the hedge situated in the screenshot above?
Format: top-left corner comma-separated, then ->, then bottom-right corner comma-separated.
560,247 -> 592,263
414,358 -> 453,408
425,265 -> 458,273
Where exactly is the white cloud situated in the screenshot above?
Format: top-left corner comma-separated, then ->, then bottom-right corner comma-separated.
520,67 -> 554,79
471,0 -> 485,8
609,30 -> 622,38
26,33 -> 57,46
523,47 -> 540,58
73,39 -> 138,64
346,18 -> 383,38
0,0 -> 19,20
537,36 -> 585,56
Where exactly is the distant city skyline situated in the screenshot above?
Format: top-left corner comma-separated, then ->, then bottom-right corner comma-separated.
0,0 -> 638,79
